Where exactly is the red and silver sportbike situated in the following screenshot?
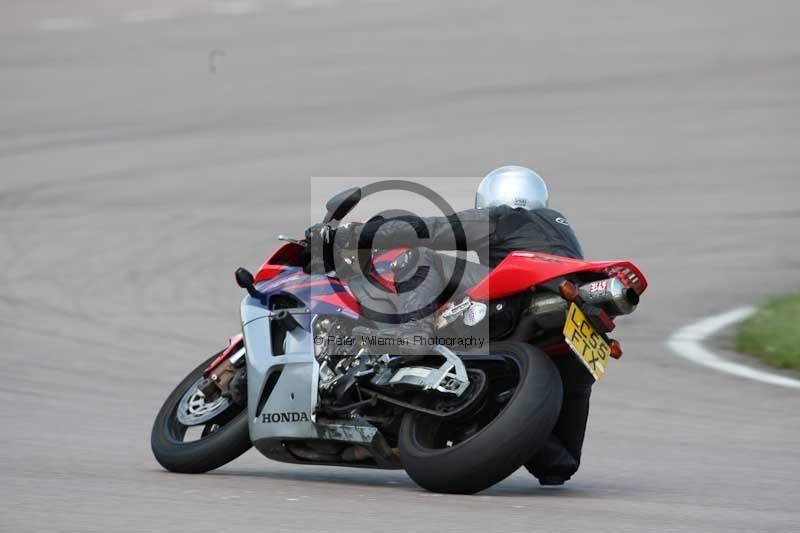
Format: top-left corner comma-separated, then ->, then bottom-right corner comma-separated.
152,188 -> 648,493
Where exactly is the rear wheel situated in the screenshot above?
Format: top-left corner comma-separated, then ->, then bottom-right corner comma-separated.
398,342 -> 562,494
151,352 -> 252,473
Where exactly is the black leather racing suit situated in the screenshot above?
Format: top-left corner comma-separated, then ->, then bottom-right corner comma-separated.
346,205 -> 592,484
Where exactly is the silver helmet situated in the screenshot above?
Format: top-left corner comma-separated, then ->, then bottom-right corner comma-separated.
475,165 -> 549,210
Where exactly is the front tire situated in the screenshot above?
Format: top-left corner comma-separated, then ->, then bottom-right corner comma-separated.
151,352 -> 252,473
398,342 -> 563,494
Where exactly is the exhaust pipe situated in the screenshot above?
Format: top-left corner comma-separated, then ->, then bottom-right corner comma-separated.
526,276 -> 639,327
578,277 -> 639,315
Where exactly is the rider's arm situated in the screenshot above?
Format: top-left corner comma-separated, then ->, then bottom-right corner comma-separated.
354,208 -> 493,252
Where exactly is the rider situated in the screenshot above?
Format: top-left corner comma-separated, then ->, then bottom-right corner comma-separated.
306,165 -> 592,486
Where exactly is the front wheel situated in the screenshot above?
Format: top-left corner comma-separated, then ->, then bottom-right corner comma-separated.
398,342 -> 563,494
151,352 -> 252,473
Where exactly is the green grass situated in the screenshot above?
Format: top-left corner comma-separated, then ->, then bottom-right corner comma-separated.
736,293 -> 800,370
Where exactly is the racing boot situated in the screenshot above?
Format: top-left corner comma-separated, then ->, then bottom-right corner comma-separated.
525,435 -> 579,485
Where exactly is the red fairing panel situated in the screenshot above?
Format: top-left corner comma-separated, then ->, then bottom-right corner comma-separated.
254,242 -> 305,283
466,251 -> 648,301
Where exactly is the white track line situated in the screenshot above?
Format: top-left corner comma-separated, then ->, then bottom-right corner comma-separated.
122,9 -> 181,24
285,0 -> 340,9
667,306 -> 800,390
39,16 -> 93,31
208,0 -> 264,15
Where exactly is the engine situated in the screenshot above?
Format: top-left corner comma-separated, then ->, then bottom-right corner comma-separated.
311,316 -> 363,394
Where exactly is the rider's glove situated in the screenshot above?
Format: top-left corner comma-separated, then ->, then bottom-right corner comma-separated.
334,222 -> 362,250
305,223 -> 334,245
303,223 -> 335,274
303,222 -> 363,275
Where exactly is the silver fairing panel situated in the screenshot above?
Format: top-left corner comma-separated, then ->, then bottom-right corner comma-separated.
240,295 -> 377,455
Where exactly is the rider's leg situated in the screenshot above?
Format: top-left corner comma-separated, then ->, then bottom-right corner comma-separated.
526,354 -> 594,485
350,247 -> 488,352
392,247 -> 490,318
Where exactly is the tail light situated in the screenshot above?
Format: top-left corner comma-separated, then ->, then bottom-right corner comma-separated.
605,265 -> 644,295
558,280 -> 579,302
609,339 -> 623,359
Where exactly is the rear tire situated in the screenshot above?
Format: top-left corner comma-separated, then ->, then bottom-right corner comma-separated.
151,353 -> 252,473
398,342 -> 562,494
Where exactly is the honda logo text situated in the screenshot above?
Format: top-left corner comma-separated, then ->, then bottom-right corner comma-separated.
261,412 -> 311,423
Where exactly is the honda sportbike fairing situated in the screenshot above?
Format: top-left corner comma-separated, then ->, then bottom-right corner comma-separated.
151,187 -> 648,494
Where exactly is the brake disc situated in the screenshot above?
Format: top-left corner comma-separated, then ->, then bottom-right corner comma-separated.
176,377 -> 232,426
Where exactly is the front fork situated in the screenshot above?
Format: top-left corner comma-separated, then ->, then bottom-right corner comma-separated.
200,334 -> 246,399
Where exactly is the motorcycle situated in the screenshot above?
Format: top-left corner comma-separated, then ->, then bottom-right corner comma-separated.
151,187 -> 648,494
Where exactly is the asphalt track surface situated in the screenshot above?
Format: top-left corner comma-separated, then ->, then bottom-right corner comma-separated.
2,1 -> 799,532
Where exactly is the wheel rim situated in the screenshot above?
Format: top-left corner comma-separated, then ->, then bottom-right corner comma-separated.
410,354 -> 522,451
175,377 -> 232,426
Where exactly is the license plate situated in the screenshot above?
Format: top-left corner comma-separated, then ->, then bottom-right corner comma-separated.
563,303 -> 611,381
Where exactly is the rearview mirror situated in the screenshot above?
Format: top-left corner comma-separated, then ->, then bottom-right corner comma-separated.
323,187 -> 362,223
